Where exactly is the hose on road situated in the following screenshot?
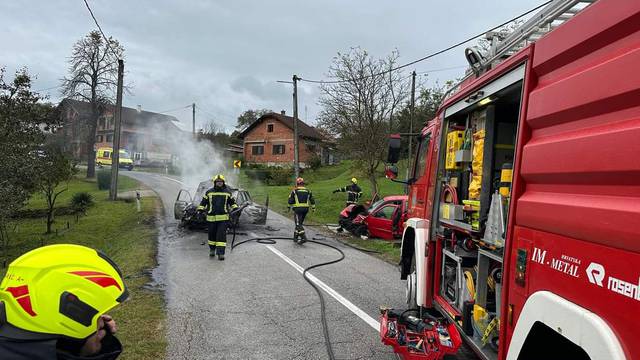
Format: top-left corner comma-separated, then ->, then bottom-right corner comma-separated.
231,235 -> 344,360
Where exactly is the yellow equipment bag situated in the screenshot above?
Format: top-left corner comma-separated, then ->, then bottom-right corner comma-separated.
445,130 -> 465,170
468,130 -> 485,200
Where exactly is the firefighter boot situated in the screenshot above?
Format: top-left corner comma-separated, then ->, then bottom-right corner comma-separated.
298,232 -> 307,245
297,225 -> 306,244
209,249 -> 215,257
218,254 -> 225,261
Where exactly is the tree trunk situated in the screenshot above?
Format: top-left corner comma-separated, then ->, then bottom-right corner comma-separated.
368,171 -> 379,199
46,191 -> 54,234
85,104 -> 99,178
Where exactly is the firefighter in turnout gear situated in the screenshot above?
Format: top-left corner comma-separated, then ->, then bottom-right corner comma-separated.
333,177 -> 362,206
288,177 -> 315,244
197,174 -> 238,260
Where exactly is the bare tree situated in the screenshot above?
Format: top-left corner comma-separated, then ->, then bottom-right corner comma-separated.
61,30 -> 124,178
318,48 -> 408,196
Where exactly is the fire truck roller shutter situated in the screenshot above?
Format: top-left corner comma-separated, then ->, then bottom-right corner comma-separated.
506,291 -> 625,360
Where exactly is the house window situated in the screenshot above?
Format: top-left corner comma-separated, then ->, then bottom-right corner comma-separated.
267,124 -> 274,132
96,135 -> 104,142
272,144 -> 285,155
252,145 -> 264,155
106,134 -> 114,142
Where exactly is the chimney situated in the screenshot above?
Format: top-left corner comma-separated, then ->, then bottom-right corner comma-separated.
137,105 -> 142,113
280,110 -> 286,115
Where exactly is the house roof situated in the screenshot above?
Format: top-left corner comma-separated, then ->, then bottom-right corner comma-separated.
60,98 -> 183,133
238,112 -> 327,141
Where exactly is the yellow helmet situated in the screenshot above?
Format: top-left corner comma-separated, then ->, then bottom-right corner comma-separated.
0,244 -> 127,339
213,174 -> 225,183
351,177 -> 358,184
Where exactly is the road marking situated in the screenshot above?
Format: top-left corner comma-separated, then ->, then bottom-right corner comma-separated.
157,175 -> 185,186
265,245 -> 380,331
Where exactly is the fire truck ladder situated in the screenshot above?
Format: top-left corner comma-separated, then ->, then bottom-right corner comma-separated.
481,0 -> 596,70
443,0 -> 597,100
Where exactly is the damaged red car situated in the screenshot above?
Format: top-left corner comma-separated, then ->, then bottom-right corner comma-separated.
338,195 -> 408,240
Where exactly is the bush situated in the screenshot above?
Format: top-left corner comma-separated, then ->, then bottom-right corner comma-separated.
267,168 -> 294,186
97,170 -> 111,190
308,154 -> 322,170
70,192 -> 94,213
245,168 -> 270,182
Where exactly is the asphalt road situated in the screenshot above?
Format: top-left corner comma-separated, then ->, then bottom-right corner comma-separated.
123,171 -> 409,360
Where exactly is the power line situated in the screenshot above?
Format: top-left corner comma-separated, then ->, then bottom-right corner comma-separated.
298,0 -> 551,84
157,105 -> 192,114
82,0 -> 120,59
34,84 -> 63,93
416,64 -> 468,75
195,104 -> 237,120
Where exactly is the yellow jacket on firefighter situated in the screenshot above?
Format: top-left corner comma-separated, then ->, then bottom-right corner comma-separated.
197,186 -> 238,222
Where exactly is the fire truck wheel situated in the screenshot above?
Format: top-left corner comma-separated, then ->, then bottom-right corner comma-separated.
406,271 -> 417,309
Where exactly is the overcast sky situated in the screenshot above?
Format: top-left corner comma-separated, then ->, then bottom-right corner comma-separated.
0,0 -> 541,132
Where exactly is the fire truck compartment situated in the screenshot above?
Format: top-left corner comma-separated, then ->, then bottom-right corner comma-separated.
432,75 -> 524,360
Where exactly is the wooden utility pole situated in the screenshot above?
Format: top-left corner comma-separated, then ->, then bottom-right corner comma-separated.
192,103 -> 196,138
292,75 -> 300,179
109,59 -> 124,201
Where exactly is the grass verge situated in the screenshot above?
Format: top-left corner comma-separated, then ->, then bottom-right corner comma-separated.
1,175 -> 166,360
239,160 -> 409,264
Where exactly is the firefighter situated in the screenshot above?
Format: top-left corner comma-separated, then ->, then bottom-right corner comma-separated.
333,177 -> 362,206
288,177 -> 315,244
0,244 -> 127,359
197,174 -> 238,260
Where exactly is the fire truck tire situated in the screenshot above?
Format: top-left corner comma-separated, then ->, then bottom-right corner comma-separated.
406,271 -> 417,309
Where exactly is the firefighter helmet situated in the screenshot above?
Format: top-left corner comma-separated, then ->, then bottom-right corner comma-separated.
296,177 -> 305,186
351,177 -> 358,184
213,174 -> 226,183
0,244 -> 128,339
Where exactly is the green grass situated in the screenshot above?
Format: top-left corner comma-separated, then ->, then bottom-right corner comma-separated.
240,160 -> 410,225
2,176 -> 166,360
337,236 -> 401,264
239,160 -> 410,263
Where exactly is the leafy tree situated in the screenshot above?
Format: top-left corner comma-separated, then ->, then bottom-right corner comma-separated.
236,109 -> 272,131
394,80 -> 455,159
0,68 -> 57,257
36,144 -> 77,234
317,48 -> 408,195
62,30 -> 124,178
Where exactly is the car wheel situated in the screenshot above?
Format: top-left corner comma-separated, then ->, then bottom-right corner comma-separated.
355,224 -> 368,237
127,165 -> 133,171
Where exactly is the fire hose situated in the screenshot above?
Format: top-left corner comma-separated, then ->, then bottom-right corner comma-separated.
230,231 -> 345,360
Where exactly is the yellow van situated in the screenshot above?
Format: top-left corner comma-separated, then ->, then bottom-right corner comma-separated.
96,147 -> 134,171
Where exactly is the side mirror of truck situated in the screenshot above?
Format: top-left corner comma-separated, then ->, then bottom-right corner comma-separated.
385,165 -> 399,180
387,134 -> 402,164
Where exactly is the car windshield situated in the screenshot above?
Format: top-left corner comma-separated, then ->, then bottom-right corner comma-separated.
195,181 -> 214,199
369,199 -> 385,211
119,150 -> 131,159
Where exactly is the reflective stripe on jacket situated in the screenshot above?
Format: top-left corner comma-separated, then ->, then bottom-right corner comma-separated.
198,186 -> 238,222
337,184 -> 362,204
288,187 -> 315,209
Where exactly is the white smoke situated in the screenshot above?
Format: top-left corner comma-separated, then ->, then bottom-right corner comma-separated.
147,118 -> 236,192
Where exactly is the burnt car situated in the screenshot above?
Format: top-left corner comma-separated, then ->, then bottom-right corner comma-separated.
338,195 -> 408,240
173,180 -> 268,229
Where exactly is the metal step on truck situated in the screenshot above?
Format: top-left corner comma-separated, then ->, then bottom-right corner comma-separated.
380,0 -> 640,359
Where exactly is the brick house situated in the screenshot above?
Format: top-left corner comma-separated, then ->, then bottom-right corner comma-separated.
59,99 -> 184,165
238,111 -> 335,167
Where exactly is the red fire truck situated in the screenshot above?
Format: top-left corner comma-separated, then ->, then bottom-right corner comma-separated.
380,1 -> 640,359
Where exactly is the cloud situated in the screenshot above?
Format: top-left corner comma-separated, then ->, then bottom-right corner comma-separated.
230,75 -> 289,102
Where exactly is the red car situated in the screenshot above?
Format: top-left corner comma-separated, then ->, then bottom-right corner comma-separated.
338,195 -> 408,240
